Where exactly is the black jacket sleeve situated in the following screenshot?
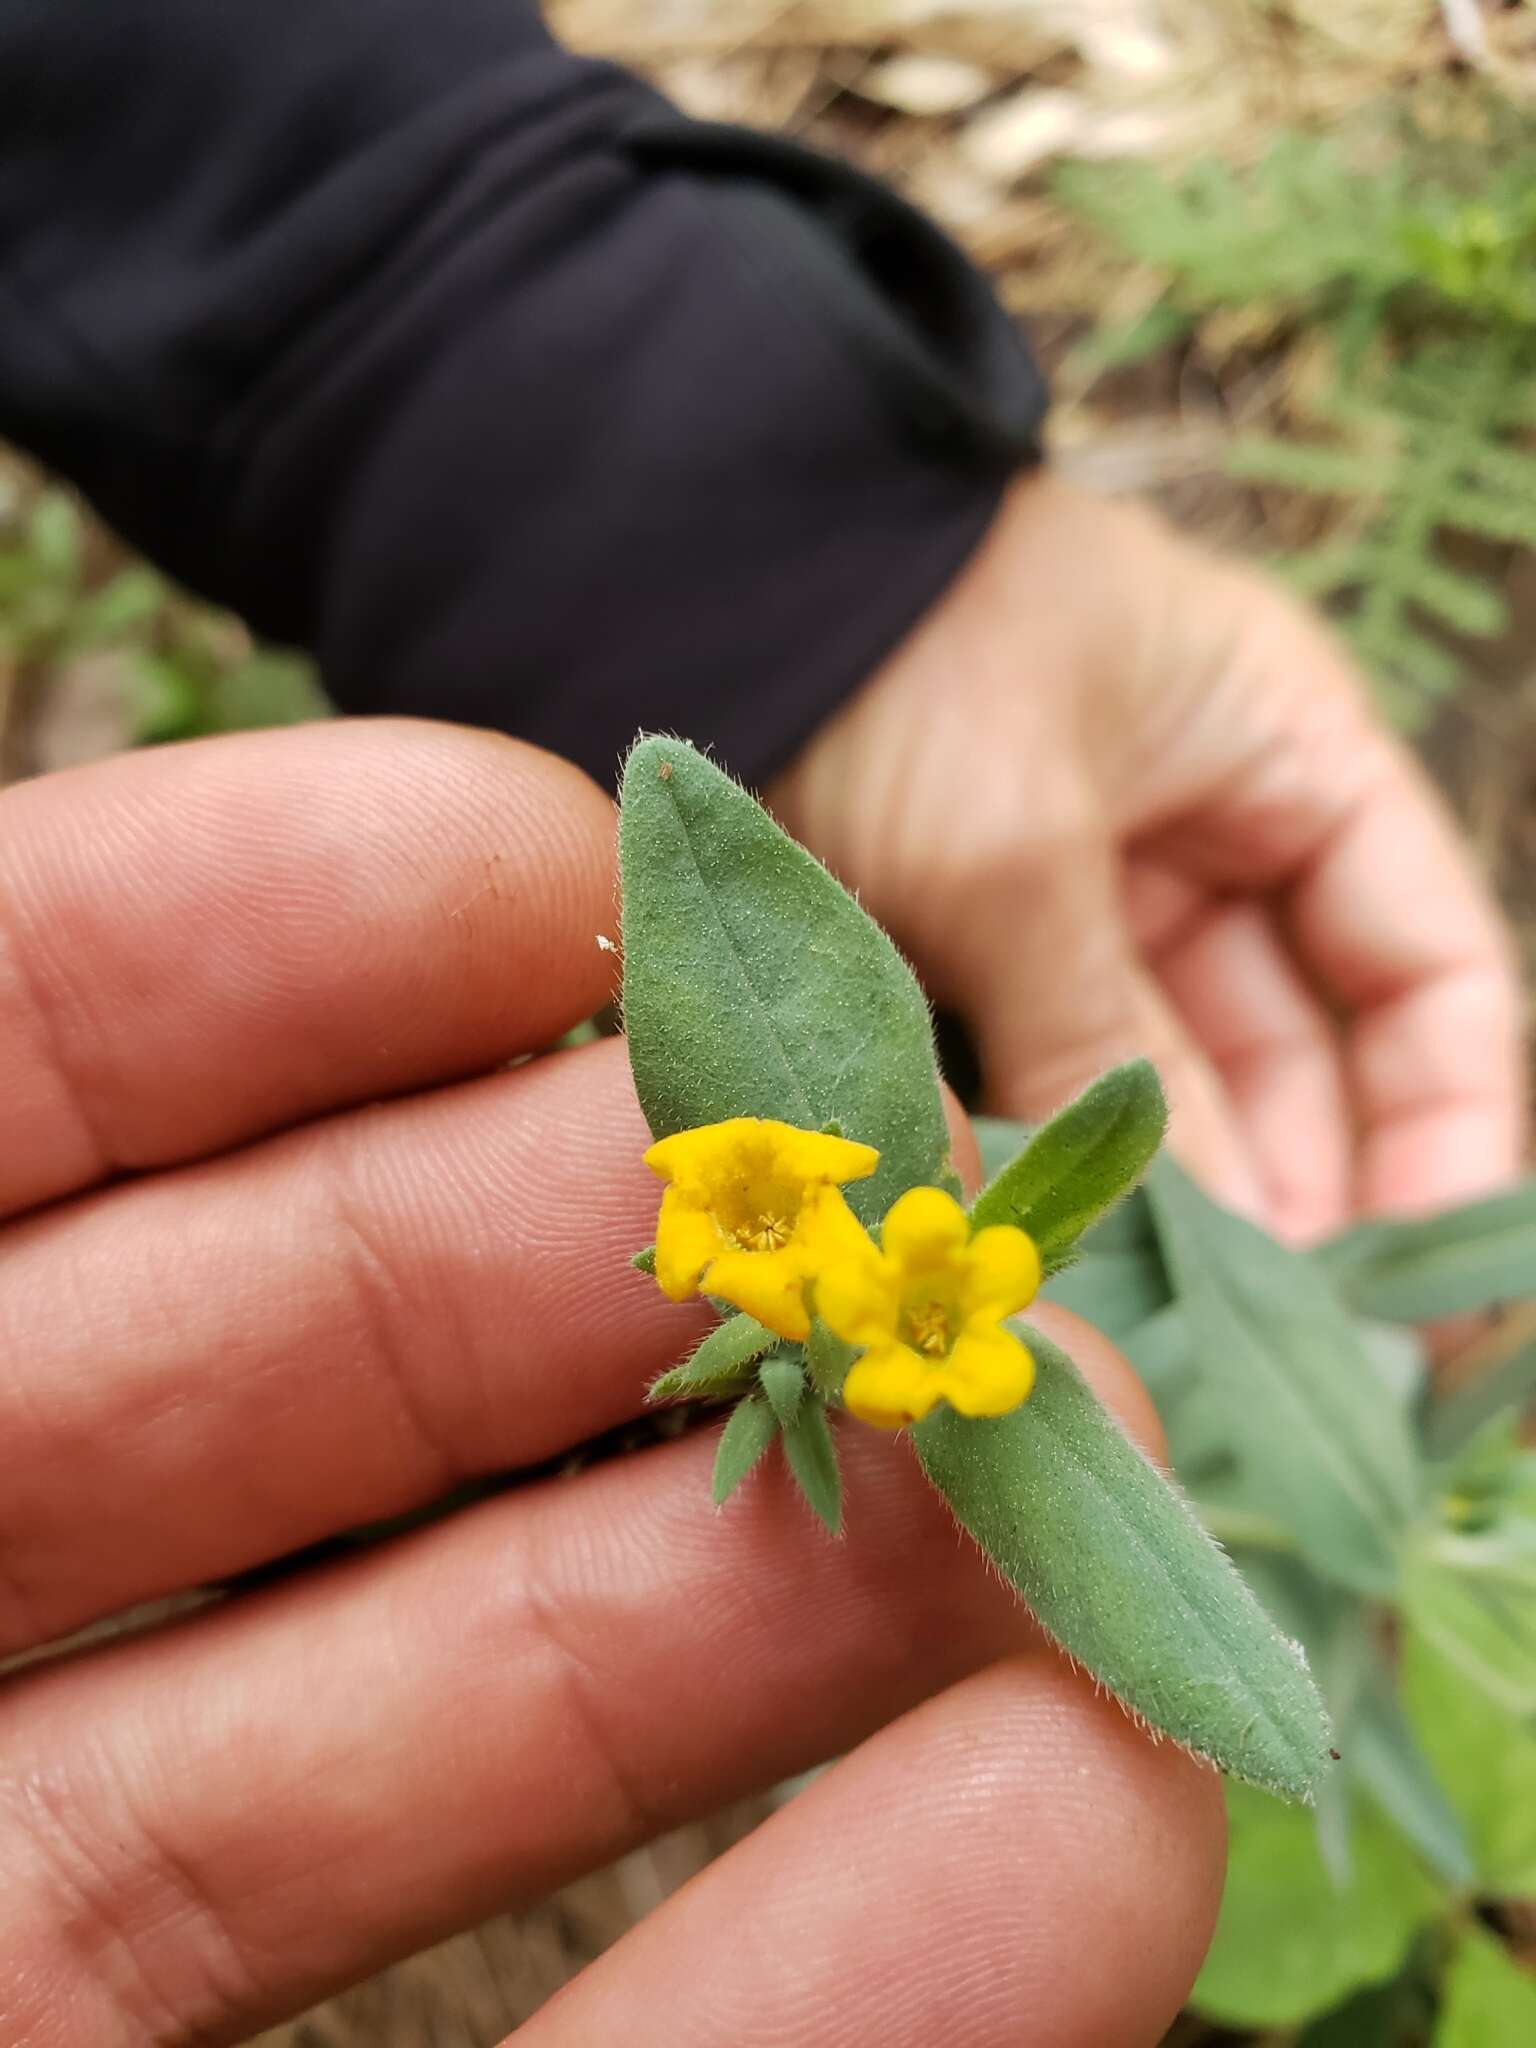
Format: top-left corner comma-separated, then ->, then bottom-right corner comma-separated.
0,0 -> 1046,789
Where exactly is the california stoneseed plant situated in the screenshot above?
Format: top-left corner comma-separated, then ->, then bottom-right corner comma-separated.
618,736 -> 1536,2045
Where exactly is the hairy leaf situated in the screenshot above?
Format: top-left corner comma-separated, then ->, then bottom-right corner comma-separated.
711,1393 -> 778,1508
970,1059 -> 1167,1275
650,1313 -> 779,1402
915,1326 -> 1332,1801
759,1354 -> 807,1429
782,1401 -> 842,1535
620,738 -> 947,1221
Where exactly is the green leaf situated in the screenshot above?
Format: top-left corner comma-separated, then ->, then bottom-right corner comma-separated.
1224,1552 -> 1365,1883
1320,1180 -> 1536,1323
914,1326 -> 1333,1800
619,739 -> 948,1221
649,1314 -> 779,1402
28,491 -> 81,581
711,1393 -> 779,1507
1351,1662 -> 1474,1890
1402,1626 -> 1536,1895
1075,1186 -> 1159,1258
1403,1442 -> 1536,1724
1426,1337 -> 1536,1460
1117,1302 -> 1195,1405
969,1060 -> 1167,1275
973,1116 -> 1031,1184
69,564 -> 164,646
1435,1928 -> 1536,2047
805,1315 -> 857,1401
1064,299 -> 1193,377
1043,1248 -> 1172,1347
1146,1161 -> 1419,1597
1298,1978 -> 1432,2048
758,1355 -> 807,1429
1194,1785 -> 1440,2029
781,1401 -> 842,1535
210,649 -> 328,733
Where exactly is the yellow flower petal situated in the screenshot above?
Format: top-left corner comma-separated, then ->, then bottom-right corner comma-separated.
653,1187 -> 723,1301
798,1182 -> 884,1293
644,1118 -> 758,1191
879,1185 -> 970,1269
704,1247 -> 812,1341
842,1344 -> 944,1429
941,1325 -> 1036,1418
962,1224 -> 1041,1319
646,1117 -> 878,1195
771,1124 -> 881,1187
815,1241 -> 899,1348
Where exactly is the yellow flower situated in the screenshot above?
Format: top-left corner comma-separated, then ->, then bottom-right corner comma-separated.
819,1185 -> 1040,1428
645,1117 -> 879,1341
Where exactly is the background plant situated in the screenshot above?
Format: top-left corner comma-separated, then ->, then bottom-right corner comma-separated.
990,1120 -> 1536,2046
0,471 -> 324,780
1055,113 -> 1536,726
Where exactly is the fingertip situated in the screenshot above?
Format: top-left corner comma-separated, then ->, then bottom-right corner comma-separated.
526,1652 -> 1229,2048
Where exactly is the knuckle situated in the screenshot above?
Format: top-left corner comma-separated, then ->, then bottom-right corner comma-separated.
0,1749 -> 263,2043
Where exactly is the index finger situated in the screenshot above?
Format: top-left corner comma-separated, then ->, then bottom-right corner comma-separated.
0,719 -> 618,1219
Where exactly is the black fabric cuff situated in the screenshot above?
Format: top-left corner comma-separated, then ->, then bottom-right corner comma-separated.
0,4 -> 1047,790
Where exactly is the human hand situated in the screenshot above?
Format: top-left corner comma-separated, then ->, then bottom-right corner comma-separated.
0,722 -> 1222,2046
770,474 -> 1527,1242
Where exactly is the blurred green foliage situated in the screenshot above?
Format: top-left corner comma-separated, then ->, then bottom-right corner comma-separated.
1057,116 -> 1536,727
978,1117 -> 1536,2046
0,480 -> 326,761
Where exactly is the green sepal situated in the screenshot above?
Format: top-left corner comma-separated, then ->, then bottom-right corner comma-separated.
649,1314 -> 780,1403
969,1059 -> 1168,1276
631,1245 -> 657,1276
782,1399 -> 843,1535
618,738 -> 947,1223
805,1315 -> 858,1400
711,1392 -> 779,1507
758,1354 -> 807,1429
914,1325 -> 1334,1801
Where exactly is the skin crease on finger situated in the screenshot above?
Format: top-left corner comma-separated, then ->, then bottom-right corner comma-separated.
0,718 -> 619,1220
0,1051 -> 975,1659
0,1311 -> 1220,2047
0,1042 -> 709,1655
